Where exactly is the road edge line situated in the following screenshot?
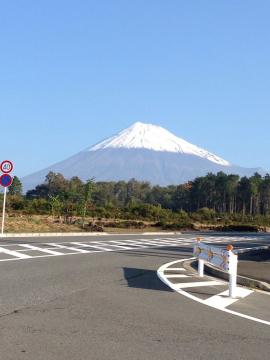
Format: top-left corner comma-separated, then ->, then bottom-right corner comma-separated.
157,258 -> 270,327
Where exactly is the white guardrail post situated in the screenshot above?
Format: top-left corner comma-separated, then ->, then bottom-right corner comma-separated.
194,238 -> 238,299
227,244 -> 238,298
198,258 -> 204,277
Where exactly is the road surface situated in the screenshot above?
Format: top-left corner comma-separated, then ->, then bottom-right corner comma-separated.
0,233 -> 269,360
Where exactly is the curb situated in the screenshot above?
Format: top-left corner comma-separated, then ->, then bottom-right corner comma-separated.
186,259 -> 270,292
142,232 -> 181,235
0,232 -> 110,238
235,245 -> 270,254
0,231 -> 181,238
204,262 -> 270,292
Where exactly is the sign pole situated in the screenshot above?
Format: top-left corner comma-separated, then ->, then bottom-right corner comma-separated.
1,186 -> 7,236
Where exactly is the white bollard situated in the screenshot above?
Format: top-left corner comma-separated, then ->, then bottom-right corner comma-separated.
229,272 -> 237,298
198,259 -> 204,277
227,245 -> 238,298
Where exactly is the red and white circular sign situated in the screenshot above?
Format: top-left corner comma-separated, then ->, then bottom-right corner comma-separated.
0,160 -> 13,174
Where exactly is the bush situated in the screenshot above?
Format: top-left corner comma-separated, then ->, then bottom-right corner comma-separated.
192,208 -> 216,222
218,224 -> 260,232
157,220 -> 195,231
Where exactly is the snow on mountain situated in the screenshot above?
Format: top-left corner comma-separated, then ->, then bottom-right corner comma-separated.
89,122 -> 230,166
22,121 -> 263,192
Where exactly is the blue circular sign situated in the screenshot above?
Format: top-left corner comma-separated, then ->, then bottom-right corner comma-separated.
0,174 -> 13,187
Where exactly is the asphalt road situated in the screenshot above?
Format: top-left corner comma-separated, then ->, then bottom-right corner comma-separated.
0,233 -> 269,360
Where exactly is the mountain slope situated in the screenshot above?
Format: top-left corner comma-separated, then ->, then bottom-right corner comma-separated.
21,122 -> 263,191
89,122 -> 230,166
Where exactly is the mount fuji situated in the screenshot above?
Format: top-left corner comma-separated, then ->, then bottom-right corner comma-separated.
22,122 -> 263,191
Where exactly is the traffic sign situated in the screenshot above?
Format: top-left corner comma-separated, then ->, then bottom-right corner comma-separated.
0,160 -> 13,174
0,174 -> 13,188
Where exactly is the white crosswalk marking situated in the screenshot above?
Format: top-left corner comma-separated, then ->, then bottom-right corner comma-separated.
50,243 -> 90,253
71,242 -> 112,251
111,240 -> 150,248
107,241 -> 134,249
0,246 -> 32,259
19,244 -> 63,255
0,235 -> 266,263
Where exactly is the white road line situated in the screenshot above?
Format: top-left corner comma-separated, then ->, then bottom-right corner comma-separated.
109,240 -> 148,248
108,241 -> 135,249
204,288 -> 254,309
124,240 -> 162,247
157,258 -> 270,327
155,239 -> 184,244
0,246 -> 32,259
71,242 -> 112,251
115,239 -> 149,245
164,268 -> 186,271
19,244 -> 63,255
50,243 -> 90,253
175,280 -> 224,289
165,274 -> 189,278
138,240 -> 174,246
113,239 -> 152,248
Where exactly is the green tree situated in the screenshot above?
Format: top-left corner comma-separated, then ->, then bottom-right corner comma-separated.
49,195 -> 63,218
45,172 -> 69,196
82,178 -> 95,228
238,177 -> 251,215
8,176 -> 22,196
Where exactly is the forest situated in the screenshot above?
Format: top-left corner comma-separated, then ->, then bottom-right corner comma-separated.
3,171 -> 270,231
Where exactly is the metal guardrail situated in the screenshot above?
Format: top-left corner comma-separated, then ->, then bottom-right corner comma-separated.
193,238 -> 238,298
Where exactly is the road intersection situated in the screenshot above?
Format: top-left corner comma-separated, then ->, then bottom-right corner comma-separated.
0,233 -> 269,359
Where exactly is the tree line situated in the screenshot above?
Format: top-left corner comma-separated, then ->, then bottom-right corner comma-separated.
4,171 -> 270,224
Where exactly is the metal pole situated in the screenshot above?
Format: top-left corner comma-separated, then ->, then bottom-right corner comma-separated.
1,187 -> 7,236
198,259 -> 204,277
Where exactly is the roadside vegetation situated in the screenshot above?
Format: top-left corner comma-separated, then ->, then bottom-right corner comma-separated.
2,171 -> 270,233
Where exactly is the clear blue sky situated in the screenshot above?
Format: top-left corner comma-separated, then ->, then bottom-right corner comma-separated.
1,1 -> 270,177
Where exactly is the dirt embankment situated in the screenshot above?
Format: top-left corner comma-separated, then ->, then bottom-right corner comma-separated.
2,214 -> 270,233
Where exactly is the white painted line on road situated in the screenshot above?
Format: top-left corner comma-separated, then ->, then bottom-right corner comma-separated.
175,280 -> 223,289
204,288 -> 254,309
0,246 -> 32,259
164,268 -> 186,271
19,244 -> 63,255
51,243 -> 91,253
157,258 -> 270,327
109,240 -> 148,248
72,242 -> 113,251
106,241 -> 134,250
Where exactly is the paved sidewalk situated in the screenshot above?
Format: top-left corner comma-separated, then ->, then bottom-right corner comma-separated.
238,249 -> 270,284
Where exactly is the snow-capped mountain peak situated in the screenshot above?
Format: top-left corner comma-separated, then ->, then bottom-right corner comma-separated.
88,122 -> 230,166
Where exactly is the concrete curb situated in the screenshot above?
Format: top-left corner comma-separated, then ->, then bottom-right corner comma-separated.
185,258 -> 270,293
0,231 -> 181,238
0,232 -> 109,238
142,232 -> 181,235
204,262 -> 270,292
235,245 -> 270,254
182,258 -> 198,274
